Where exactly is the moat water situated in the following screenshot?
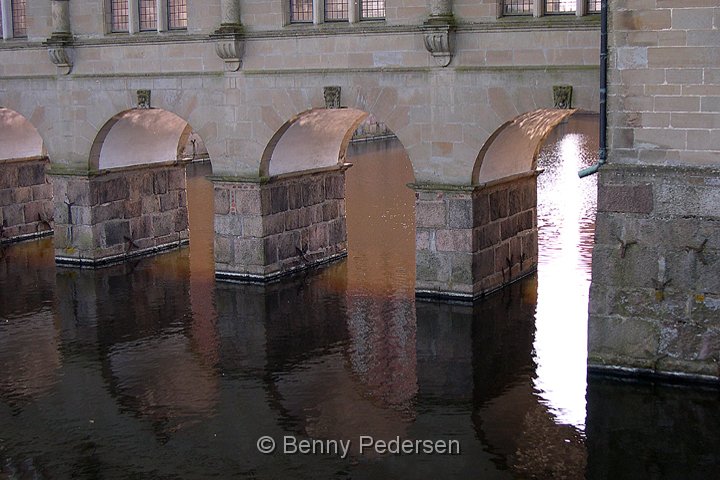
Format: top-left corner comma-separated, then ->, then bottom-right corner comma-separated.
1,118 -> 719,479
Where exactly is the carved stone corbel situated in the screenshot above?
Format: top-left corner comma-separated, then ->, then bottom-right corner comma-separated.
47,46 -> 73,75
213,36 -> 245,72
423,24 -> 454,67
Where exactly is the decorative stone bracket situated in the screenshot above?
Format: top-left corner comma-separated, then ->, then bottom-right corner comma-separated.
553,85 -> 573,109
211,26 -> 245,72
323,86 -> 341,109
44,34 -> 74,75
422,23 -> 454,67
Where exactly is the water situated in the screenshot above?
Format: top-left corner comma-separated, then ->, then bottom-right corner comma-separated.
2,120 -> 720,479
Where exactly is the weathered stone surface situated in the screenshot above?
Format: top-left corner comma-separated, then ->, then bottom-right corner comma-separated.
597,184 -> 654,214
17,163 -> 46,187
104,220 -> 130,246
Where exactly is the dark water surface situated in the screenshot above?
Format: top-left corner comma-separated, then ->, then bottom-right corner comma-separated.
2,121 -> 720,479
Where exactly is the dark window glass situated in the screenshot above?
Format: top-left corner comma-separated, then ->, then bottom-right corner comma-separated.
360,0 -> 385,19
139,0 -> 157,31
546,0 -> 575,14
290,0 -> 313,23
11,0 -> 27,38
503,0 -> 533,15
111,0 -> 129,32
168,0 -> 188,29
325,0 -> 348,21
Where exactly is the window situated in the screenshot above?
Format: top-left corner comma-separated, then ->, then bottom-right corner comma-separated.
0,7 -> 3,37
360,0 -> 384,20
324,0 -> 348,21
168,0 -> 187,29
545,0 -> 575,14
111,0 -> 129,32
11,0 -> 26,37
503,0 -> 533,15
138,0 -> 157,31
290,0 -> 313,23
587,0 -> 601,12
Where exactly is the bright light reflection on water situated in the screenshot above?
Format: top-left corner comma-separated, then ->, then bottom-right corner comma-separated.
534,118 -> 598,430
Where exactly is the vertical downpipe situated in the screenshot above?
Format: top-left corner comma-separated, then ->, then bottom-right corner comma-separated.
579,0 -> 608,178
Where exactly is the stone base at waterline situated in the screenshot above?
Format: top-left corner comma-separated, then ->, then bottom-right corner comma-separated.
212,167 -> 349,283
588,163 -> 720,382
51,163 -> 190,267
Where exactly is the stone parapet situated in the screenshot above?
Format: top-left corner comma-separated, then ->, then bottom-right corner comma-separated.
413,172 -> 538,300
589,164 -> 720,381
51,163 -> 189,266
0,158 -> 54,244
213,167 -> 348,282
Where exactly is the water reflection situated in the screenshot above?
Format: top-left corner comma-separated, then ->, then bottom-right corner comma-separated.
1,132 -> 719,479
534,113 -> 598,430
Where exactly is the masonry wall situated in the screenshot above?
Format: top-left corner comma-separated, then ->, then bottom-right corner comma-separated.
588,0 -> 720,379
0,159 -> 53,243
214,168 -> 347,280
52,164 -> 189,264
472,174 -> 538,295
414,174 -> 538,300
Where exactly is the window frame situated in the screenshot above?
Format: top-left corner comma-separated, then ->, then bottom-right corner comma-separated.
10,0 -> 26,38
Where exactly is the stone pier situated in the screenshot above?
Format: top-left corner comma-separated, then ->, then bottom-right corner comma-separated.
213,167 -> 348,282
414,172 -> 538,300
589,164 -> 720,379
0,158 -> 53,243
51,163 -> 189,266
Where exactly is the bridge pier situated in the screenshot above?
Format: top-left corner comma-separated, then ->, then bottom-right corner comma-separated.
0,158 -> 53,243
589,164 -> 720,380
413,173 -> 538,301
213,166 -> 348,282
50,163 -> 189,266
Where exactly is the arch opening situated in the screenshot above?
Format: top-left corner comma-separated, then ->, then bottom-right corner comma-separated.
260,108 -> 370,178
473,109 -> 590,185
0,107 -> 46,162
90,108 -> 207,172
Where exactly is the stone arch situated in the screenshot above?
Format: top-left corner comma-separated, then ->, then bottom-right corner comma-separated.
0,107 -> 46,162
473,109 -> 593,184
251,84 -> 422,181
260,108 -> 370,178
89,108 -> 205,171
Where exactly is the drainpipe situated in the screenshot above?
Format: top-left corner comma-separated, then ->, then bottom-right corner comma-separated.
579,0 -> 608,178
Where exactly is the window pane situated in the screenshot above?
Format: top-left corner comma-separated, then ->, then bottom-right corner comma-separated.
168,0 -> 188,29
0,7 -> 3,38
111,0 -> 129,32
139,0 -> 157,31
290,0 -> 313,23
503,0 -> 533,15
324,0 -> 348,21
360,0 -> 385,19
546,0 -> 575,13
588,0 -> 601,12
11,0 -> 27,38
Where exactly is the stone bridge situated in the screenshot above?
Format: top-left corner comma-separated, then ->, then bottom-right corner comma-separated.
0,0 -> 601,299
4,2 -> 717,380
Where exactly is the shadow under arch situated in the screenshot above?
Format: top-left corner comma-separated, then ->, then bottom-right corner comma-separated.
473,109 -> 598,184
89,108 -> 209,172
0,107 -> 47,162
260,107 -> 370,178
